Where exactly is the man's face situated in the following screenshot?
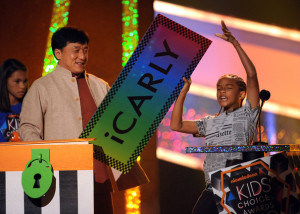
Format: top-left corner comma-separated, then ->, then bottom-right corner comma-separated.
55,42 -> 88,74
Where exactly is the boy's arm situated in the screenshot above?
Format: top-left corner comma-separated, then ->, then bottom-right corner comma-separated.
215,21 -> 260,109
170,77 -> 199,134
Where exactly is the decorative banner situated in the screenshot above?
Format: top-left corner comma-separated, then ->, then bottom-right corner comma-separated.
209,153 -> 300,214
186,144 -> 300,153
0,170 -> 93,214
80,14 -> 212,173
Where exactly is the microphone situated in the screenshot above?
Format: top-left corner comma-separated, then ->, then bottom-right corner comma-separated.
259,90 -> 270,102
257,89 -> 271,145
243,89 -> 271,162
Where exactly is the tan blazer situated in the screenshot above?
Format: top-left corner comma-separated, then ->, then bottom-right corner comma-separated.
19,65 -> 148,191
20,65 -> 109,141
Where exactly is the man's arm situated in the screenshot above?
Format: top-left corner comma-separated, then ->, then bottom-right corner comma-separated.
19,83 -> 44,141
215,21 -> 260,108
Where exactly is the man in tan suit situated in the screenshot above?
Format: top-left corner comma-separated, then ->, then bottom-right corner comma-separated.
20,27 -> 148,213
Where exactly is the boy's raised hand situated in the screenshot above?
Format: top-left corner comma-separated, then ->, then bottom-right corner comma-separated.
215,20 -> 239,46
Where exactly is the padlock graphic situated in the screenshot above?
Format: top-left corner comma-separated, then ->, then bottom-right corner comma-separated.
22,149 -> 53,198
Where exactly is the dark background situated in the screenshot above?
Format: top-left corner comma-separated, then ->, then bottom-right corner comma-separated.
1,0 -> 299,213
160,0 -> 300,30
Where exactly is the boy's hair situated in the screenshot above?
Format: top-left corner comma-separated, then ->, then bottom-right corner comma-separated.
219,74 -> 246,92
51,27 -> 89,59
0,58 -> 27,112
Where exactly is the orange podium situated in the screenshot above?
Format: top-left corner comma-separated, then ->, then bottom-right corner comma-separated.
0,139 -> 94,214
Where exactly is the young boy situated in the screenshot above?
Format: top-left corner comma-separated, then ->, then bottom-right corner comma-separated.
170,21 -> 260,213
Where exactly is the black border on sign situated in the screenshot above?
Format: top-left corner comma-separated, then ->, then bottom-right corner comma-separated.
80,14 -> 212,173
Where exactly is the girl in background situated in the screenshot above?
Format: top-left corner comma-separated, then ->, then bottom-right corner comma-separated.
0,58 -> 28,142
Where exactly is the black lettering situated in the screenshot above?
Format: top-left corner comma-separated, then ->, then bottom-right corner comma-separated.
137,73 -> 164,93
128,96 -> 153,117
104,132 -> 124,144
113,111 -> 137,134
154,40 -> 179,59
149,62 -> 172,75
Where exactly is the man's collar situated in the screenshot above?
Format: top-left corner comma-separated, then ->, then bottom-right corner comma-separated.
54,64 -> 86,79
72,71 -> 85,79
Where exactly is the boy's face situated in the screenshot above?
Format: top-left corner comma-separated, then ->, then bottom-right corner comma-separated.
216,78 -> 245,111
54,42 -> 88,75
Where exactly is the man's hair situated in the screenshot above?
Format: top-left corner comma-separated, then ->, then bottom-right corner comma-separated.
0,58 -> 27,112
51,27 -> 89,59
